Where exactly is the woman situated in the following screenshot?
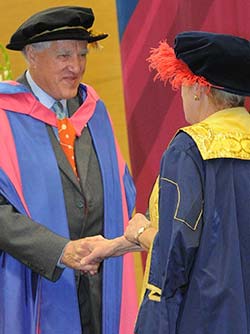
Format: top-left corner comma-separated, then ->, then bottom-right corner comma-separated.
81,31 -> 250,334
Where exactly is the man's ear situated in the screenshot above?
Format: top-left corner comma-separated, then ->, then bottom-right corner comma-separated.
25,45 -> 37,67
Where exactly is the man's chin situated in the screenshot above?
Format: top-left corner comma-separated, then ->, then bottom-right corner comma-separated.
60,88 -> 79,99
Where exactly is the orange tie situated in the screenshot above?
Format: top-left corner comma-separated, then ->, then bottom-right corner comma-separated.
52,101 -> 78,176
57,118 -> 78,176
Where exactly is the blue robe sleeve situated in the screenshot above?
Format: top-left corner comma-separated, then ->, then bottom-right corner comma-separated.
135,134 -> 204,334
159,142 -> 204,300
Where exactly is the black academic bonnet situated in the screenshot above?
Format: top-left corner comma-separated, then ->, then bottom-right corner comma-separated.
6,6 -> 108,51
174,31 -> 250,96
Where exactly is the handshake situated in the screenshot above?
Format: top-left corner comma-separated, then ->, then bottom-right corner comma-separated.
61,213 -> 154,275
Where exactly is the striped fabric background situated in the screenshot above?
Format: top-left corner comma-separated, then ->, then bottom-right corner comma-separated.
116,0 -> 250,214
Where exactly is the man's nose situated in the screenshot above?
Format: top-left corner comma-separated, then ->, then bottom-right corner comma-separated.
68,55 -> 85,72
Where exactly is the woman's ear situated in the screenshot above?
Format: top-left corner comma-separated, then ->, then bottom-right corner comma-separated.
193,84 -> 209,101
191,83 -> 201,101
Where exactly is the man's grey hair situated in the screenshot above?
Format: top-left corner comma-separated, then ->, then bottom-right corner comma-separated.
22,41 -> 52,58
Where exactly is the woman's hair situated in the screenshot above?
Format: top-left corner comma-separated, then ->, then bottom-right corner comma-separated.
209,88 -> 245,109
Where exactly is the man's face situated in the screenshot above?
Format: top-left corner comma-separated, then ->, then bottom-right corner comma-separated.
27,40 -> 88,100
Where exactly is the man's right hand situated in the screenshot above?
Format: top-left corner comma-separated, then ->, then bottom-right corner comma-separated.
61,236 -> 104,274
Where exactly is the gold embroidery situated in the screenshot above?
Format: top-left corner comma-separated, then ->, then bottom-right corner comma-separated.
147,283 -> 162,302
161,177 -> 203,231
181,107 -> 250,160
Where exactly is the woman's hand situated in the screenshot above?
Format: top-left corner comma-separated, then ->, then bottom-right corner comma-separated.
125,213 -> 157,250
79,235 -> 142,271
124,213 -> 151,244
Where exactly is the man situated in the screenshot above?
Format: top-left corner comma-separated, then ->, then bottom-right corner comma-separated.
0,6 -> 138,334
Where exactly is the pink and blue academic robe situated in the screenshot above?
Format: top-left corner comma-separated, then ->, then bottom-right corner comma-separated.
0,81 -> 138,334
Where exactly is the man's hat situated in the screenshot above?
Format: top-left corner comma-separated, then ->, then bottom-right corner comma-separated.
6,6 -> 108,51
148,31 -> 250,96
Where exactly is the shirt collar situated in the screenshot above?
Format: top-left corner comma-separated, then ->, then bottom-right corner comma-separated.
26,71 -> 68,114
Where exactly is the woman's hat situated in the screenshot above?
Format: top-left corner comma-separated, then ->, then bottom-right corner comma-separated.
6,6 -> 108,51
148,31 -> 250,96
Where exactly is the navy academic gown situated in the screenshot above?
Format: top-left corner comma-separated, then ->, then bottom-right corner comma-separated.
135,107 -> 250,334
